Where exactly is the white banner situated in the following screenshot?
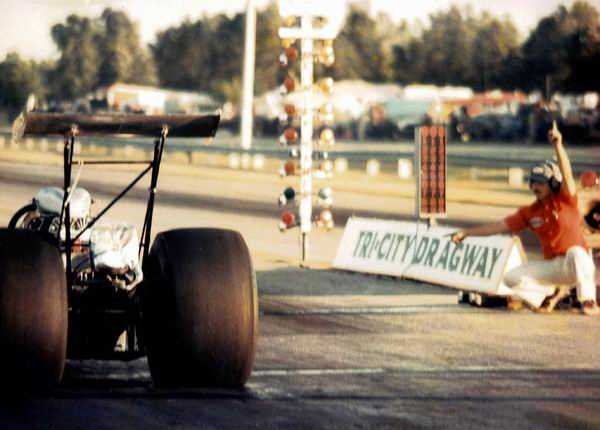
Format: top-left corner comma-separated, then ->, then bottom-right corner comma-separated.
333,218 -> 524,296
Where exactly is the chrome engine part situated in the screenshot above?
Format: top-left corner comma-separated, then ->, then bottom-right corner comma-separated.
36,186 -> 91,219
32,186 -> 92,241
90,223 -> 143,291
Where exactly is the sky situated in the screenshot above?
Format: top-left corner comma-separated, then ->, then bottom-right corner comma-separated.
1,0 -> 599,61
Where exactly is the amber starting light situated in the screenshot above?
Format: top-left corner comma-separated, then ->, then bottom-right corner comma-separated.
317,209 -> 334,230
283,76 -> 295,93
284,104 -> 297,117
317,77 -> 334,95
284,160 -> 296,176
318,40 -> 335,66
281,38 -> 295,49
320,128 -> 335,145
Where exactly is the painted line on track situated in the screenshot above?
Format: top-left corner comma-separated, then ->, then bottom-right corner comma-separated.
253,368 -> 386,376
79,364 -> 600,382
263,304 -> 481,316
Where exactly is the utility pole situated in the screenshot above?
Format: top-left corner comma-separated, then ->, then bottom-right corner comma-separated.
240,0 -> 257,150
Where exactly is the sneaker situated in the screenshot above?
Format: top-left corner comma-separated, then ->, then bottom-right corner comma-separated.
535,285 -> 571,314
582,300 -> 600,316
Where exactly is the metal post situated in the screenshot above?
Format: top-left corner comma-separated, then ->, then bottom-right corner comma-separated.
142,129 -> 167,261
63,132 -> 74,292
240,0 -> 257,150
414,127 -> 421,220
299,13 -> 314,265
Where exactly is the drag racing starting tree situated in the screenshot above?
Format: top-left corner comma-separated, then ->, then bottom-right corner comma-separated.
276,1 -> 341,265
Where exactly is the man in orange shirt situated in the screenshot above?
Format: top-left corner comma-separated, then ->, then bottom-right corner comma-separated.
451,123 -> 599,316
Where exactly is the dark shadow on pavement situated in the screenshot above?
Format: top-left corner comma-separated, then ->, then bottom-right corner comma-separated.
257,266 -> 454,296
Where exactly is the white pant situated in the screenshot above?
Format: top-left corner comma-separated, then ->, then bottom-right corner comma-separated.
504,246 -> 597,307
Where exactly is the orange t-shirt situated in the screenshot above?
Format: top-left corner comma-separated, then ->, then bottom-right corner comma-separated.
504,184 -> 588,259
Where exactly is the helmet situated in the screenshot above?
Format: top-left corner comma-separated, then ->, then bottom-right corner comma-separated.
528,160 -> 562,193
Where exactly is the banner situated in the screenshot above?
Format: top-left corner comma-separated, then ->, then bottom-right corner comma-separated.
333,217 -> 524,295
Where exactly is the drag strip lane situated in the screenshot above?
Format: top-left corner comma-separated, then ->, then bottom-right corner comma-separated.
0,163 -> 541,253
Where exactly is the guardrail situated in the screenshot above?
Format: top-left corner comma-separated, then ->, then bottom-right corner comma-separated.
1,129 -> 598,174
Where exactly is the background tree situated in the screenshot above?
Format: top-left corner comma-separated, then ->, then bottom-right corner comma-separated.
97,9 -> 156,87
49,9 -> 155,101
2,0 -> 598,119
254,5 -> 281,95
211,13 -> 245,101
562,1 -> 600,92
152,13 -> 247,96
518,2 -> 600,95
392,39 -> 426,84
520,7 -> 572,96
332,6 -> 391,82
418,6 -> 477,86
471,14 -> 520,91
0,53 -> 44,119
49,15 -> 101,100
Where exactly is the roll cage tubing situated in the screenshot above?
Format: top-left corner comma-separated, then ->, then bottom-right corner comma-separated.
19,113 -> 220,294
58,126 -> 164,293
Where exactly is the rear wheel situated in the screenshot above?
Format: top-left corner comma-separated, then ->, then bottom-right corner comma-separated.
0,228 -> 68,392
142,228 -> 258,388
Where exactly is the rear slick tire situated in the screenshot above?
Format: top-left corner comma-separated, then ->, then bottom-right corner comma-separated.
0,228 -> 68,392
142,228 -> 258,388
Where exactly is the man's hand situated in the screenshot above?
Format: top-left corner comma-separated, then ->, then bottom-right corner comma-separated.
548,120 -> 577,195
450,231 -> 466,244
548,121 -> 562,146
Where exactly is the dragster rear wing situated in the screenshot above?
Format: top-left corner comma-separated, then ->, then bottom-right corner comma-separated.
15,113 -> 220,138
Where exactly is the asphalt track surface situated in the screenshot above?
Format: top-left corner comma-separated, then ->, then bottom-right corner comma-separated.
0,161 -> 542,253
0,161 -> 599,429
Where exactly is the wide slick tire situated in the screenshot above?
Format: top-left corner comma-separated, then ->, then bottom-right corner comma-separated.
142,228 -> 258,388
0,228 -> 68,391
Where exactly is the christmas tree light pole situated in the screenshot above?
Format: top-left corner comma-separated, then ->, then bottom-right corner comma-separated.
299,13 -> 314,263
278,3 -> 338,265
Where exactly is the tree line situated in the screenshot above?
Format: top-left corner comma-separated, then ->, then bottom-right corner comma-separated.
0,1 -> 598,120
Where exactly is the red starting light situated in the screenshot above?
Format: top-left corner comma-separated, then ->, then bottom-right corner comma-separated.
284,127 -> 298,143
282,211 -> 295,225
279,210 -> 297,232
279,127 -> 298,146
285,46 -> 298,62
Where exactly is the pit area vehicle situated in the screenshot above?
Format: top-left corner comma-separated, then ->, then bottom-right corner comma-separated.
1,113 -> 257,390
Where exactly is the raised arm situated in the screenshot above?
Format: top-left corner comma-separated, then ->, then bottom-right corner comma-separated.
548,122 -> 576,196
